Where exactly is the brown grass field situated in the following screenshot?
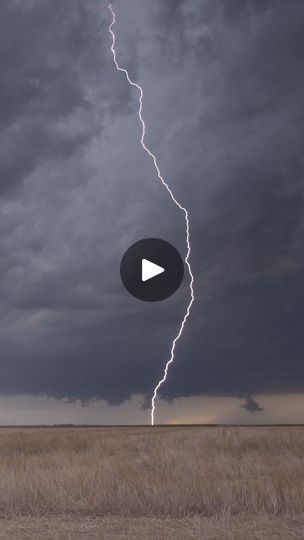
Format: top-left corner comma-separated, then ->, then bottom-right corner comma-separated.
0,426 -> 304,538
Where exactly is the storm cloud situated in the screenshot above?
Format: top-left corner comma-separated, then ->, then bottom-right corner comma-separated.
0,0 -> 303,418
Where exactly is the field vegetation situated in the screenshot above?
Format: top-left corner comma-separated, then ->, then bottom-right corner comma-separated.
0,426 -> 303,538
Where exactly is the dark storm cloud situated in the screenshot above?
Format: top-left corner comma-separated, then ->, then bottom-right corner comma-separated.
0,0 -> 133,196
0,0 -> 303,410
0,0 -> 186,405
241,396 -> 264,414
143,0 -> 304,402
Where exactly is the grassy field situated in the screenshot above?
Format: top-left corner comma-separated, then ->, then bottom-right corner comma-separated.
0,426 -> 304,538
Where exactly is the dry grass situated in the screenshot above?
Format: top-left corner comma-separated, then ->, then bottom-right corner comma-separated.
0,426 -> 304,538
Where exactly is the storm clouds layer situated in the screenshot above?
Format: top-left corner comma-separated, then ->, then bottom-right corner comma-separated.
0,0 -> 303,416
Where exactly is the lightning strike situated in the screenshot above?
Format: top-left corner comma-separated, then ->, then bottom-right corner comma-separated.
108,3 -> 194,426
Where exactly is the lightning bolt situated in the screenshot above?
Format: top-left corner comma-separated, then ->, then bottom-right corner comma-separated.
108,3 -> 194,426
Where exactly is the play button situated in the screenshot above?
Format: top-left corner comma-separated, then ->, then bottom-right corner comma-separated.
120,238 -> 184,302
142,259 -> 164,282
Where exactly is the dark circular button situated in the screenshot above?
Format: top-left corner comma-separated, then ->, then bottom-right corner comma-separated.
120,238 -> 184,302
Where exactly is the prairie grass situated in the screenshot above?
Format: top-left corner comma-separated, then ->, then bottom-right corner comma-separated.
0,426 -> 304,538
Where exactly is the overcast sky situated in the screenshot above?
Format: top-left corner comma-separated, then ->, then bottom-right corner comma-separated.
0,0 -> 303,424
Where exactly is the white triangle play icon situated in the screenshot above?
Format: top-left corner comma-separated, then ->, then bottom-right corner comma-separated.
142,259 -> 165,282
